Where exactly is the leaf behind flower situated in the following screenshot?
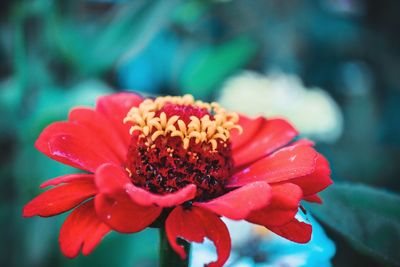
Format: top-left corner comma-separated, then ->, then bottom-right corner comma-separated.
307,183 -> 400,266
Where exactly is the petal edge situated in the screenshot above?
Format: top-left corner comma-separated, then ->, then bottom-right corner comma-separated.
166,206 -> 231,267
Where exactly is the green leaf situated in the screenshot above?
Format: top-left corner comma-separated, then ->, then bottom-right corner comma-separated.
13,144 -> 78,194
172,0 -> 210,25
180,36 -> 257,99
20,80 -> 112,143
307,183 -> 400,266
13,80 -> 112,192
49,0 -> 179,76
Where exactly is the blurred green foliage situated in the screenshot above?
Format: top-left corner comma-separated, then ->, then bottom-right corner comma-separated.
307,183 -> 400,266
181,36 -> 257,99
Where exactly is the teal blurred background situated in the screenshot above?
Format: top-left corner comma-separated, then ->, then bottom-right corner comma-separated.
1,0 -> 400,266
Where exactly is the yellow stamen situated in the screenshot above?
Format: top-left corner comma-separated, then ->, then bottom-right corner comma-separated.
124,94 -> 242,150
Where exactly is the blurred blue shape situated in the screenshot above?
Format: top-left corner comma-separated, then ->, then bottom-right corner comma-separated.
260,215 -> 336,267
117,32 -> 178,93
190,214 -> 335,267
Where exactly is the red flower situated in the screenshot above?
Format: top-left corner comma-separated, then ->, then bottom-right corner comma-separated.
23,93 -> 332,267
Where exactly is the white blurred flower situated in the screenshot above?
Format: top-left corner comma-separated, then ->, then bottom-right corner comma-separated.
218,71 -> 343,143
190,214 -> 336,267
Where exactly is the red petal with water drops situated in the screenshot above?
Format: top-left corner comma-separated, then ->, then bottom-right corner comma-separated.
94,193 -> 161,233
195,181 -> 271,220
290,153 -> 333,196
35,122 -> 120,172
59,200 -> 110,258
228,145 -> 318,187
95,163 -> 131,195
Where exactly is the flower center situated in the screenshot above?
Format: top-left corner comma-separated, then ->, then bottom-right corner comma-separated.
123,95 -> 242,200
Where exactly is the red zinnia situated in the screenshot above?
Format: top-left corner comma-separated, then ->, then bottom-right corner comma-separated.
23,93 -> 332,267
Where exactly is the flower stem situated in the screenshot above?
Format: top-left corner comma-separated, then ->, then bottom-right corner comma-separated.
159,228 -> 190,267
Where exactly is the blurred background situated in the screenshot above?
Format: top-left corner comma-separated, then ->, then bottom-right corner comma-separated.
1,0 -> 400,266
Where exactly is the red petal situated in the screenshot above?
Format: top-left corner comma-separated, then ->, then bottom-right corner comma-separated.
231,115 -> 264,150
166,206 -> 231,267
40,174 -> 94,188
290,138 -> 315,147
195,182 -> 271,220
59,200 -> 110,258
233,118 -> 298,168
95,93 -> 143,145
96,163 -> 197,207
267,218 -> 312,243
126,184 -> 197,207
35,122 -> 119,172
95,163 -> 131,195
303,194 -> 323,204
290,154 -> 333,196
228,145 -> 318,187
23,181 -> 97,217
94,193 -> 161,233
48,134 -> 113,172
246,183 -> 302,226
69,108 -> 128,162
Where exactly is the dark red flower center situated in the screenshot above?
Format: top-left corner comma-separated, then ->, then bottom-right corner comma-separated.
157,103 -> 211,124
123,95 -> 241,201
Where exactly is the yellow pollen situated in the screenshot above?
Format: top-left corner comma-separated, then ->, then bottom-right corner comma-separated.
124,94 -> 242,150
